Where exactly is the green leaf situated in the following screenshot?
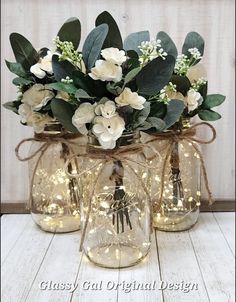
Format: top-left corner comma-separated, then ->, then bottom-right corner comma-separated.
57,17 -> 81,49
164,99 -> 185,128
146,117 -> 166,131
132,102 -> 150,129
52,55 -> 76,81
182,32 -> 204,59
136,55 -> 176,95
150,102 -> 167,118
12,77 -> 32,86
75,89 -> 95,100
124,67 -> 141,85
124,31 -> 150,55
198,109 -> 221,121
72,70 -> 107,97
95,11 -> 122,49
156,31 -> 178,58
170,75 -> 191,96
127,50 -> 139,60
9,33 -> 39,70
47,82 -> 77,94
50,98 -> 78,133
5,60 -> 28,78
201,94 -> 226,109
3,100 -> 21,114
198,82 -> 208,100
82,24 -> 109,70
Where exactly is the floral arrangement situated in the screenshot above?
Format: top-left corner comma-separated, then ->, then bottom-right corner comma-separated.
4,11 -> 225,149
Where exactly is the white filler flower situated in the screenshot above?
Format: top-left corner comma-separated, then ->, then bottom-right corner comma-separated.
101,48 -> 127,66
95,100 -> 117,118
72,102 -> 96,135
89,60 -> 122,82
115,87 -> 146,110
92,115 -> 125,149
185,89 -> 202,112
30,50 -> 53,79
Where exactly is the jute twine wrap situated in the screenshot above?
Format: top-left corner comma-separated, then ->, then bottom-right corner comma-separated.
65,142 -> 160,251
15,132 -> 83,209
146,122 -> 216,206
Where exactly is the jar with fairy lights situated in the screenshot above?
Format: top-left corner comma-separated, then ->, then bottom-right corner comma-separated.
74,132 -> 152,268
150,118 -> 201,231
26,122 -> 86,233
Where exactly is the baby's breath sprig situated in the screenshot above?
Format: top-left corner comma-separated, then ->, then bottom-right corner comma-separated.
61,76 -> 73,84
138,39 -> 168,66
53,36 -> 83,70
174,47 -> 202,76
191,77 -> 207,91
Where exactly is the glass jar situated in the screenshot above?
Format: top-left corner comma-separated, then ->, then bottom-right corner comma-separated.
148,120 -> 201,231
28,122 -> 86,233
78,133 -> 152,268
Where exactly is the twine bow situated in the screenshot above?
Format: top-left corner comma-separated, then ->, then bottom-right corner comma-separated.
15,132 -> 83,209
65,142 -> 160,251
146,122 -> 216,206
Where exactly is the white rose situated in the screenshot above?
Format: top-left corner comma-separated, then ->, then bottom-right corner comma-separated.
21,84 -> 55,110
186,63 -> 207,83
101,48 -> 127,66
92,115 -> 125,149
89,60 -> 122,83
185,89 -> 202,112
30,50 -> 53,79
72,102 -> 96,135
18,103 -> 52,133
95,101 -> 117,118
115,87 -> 146,110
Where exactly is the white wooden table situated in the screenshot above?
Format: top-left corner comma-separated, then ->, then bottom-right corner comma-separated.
1,213 -> 235,302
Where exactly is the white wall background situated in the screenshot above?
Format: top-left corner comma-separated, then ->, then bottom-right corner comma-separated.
1,0 -> 235,202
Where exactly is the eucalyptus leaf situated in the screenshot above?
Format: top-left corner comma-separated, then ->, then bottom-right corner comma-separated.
124,31 -> 150,55
146,117 -> 166,131
82,24 -> 109,70
182,32 -> 204,59
201,94 -> 226,109
9,33 -> 39,70
3,100 -> 21,114
57,17 -> 81,49
198,109 -> 221,121
150,102 -> 167,118
170,74 -> 191,96
5,60 -> 28,78
131,102 -> 150,129
136,55 -> 176,95
47,82 -> 77,94
198,82 -> 208,100
156,31 -> 178,58
127,50 -> 139,59
75,89 -> 95,100
124,67 -> 141,85
95,11 -> 122,49
164,99 -> 185,128
12,77 -> 32,86
52,55 -> 76,81
50,98 -> 78,133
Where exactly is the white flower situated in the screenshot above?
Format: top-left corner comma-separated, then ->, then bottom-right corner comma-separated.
188,48 -> 202,60
186,63 -> 207,83
21,84 -> 55,110
89,60 -> 122,83
92,115 -> 125,149
95,101 -> 117,118
101,48 -> 127,66
30,50 -> 53,79
55,91 -> 70,101
18,103 -> 53,133
115,87 -> 146,110
72,102 -> 96,135
185,89 -> 202,112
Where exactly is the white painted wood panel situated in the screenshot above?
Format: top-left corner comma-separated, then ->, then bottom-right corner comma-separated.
1,213 -> 235,302
189,213 -> 235,302
1,0 -> 235,202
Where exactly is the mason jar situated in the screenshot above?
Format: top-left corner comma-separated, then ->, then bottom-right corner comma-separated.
78,132 -> 152,268
28,122 -> 86,233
